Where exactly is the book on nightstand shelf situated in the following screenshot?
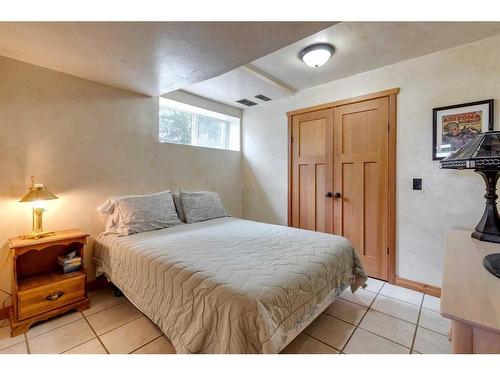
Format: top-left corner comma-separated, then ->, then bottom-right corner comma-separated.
58,251 -> 82,273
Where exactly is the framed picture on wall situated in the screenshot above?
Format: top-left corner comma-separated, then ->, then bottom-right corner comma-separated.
432,99 -> 494,160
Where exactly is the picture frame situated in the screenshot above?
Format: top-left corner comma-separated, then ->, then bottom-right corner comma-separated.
432,99 -> 494,160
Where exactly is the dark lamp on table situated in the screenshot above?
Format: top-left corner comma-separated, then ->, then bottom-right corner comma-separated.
440,131 -> 500,278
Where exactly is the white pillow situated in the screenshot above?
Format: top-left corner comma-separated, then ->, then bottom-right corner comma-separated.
180,191 -> 228,224
98,191 -> 182,234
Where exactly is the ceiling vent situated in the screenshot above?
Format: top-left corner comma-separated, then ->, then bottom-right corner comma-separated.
236,98 -> 258,107
255,94 -> 271,102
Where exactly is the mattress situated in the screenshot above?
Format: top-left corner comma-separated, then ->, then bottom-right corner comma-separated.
93,217 -> 367,353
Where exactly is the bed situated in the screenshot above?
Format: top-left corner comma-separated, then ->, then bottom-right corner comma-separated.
93,216 -> 367,354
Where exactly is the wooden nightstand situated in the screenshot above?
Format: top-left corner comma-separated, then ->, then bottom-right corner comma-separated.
8,229 -> 90,337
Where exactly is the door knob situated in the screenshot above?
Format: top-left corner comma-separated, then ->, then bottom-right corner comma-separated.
334,192 -> 341,198
325,192 -> 333,198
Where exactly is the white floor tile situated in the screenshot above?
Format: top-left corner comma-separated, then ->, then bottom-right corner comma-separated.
132,336 -> 176,354
63,338 -> 107,354
413,327 -> 452,354
379,283 -> 423,306
339,287 -> 377,307
29,319 -> 95,354
419,309 -> 450,336
324,298 -> 367,325
304,314 -> 355,351
99,316 -> 162,354
0,341 -> 28,354
344,328 -> 409,354
84,286 -> 126,316
371,294 -> 420,323
86,300 -> 142,335
27,311 -> 83,338
365,277 -> 385,293
359,310 -> 416,347
281,333 -> 339,354
422,294 -> 441,312
0,323 -> 25,351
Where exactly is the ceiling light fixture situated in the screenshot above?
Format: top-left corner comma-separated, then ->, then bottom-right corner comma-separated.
299,43 -> 335,68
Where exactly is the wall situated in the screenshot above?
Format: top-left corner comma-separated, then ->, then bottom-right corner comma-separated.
0,56 -> 242,308
241,34 -> 500,287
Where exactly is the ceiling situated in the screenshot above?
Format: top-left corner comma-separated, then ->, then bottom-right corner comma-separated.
0,22 -> 333,96
184,22 -> 500,109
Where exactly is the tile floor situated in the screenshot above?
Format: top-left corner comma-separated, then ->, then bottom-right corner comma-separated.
0,278 -> 452,354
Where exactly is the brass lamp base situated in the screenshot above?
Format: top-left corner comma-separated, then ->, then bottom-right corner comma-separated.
19,207 -> 56,240
19,231 -> 56,240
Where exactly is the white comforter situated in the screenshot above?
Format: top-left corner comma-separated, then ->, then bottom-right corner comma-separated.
93,217 -> 366,353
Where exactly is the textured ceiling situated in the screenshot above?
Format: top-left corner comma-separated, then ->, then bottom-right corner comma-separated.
185,22 -> 500,109
0,22 -> 333,96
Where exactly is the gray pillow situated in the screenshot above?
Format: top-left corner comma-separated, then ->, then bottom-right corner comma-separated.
180,191 -> 228,224
172,192 -> 186,222
114,191 -> 182,235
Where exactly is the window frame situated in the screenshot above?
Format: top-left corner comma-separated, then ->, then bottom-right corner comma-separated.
159,97 -> 240,151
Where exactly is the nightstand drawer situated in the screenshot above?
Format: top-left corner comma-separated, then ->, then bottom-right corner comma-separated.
17,274 -> 85,320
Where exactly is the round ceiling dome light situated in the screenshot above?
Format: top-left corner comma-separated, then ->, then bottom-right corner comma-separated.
299,43 -> 335,68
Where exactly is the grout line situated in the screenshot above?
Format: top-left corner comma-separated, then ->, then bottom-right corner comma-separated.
82,314 -> 110,354
409,292 -> 425,353
129,334 -> 164,354
60,336 -> 99,354
340,281 -> 384,353
301,331 -> 343,353
24,333 -> 31,354
376,293 -> 422,308
94,314 -> 143,337
83,299 -> 127,318
354,326 -> 411,351
339,290 -> 449,336
26,315 -> 85,340
322,311 -> 362,327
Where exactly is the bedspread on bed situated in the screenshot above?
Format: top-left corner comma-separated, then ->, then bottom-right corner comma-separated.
93,217 -> 367,353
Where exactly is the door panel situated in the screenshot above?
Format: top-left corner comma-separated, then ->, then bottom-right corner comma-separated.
334,97 -> 389,279
291,109 -> 333,233
299,119 -> 325,156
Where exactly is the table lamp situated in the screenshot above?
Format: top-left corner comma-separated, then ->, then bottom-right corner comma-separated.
440,131 -> 500,278
19,176 -> 58,239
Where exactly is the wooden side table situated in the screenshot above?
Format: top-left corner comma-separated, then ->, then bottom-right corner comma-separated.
441,230 -> 500,353
8,229 -> 90,337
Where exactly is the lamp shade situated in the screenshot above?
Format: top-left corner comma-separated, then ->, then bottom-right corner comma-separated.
440,131 -> 500,170
19,184 -> 58,202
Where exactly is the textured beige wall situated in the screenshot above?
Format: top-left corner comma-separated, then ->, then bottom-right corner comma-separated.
241,34 -> 500,287
0,56 -> 242,308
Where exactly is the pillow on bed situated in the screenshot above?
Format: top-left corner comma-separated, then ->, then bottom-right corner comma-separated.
172,192 -> 186,222
98,191 -> 182,234
180,191 -> 228,224
114,191 -> 182,235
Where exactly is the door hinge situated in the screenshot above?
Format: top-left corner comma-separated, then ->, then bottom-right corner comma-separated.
387,247 -> 390,255
387,122 -> 390,132
291,136 -> 294,143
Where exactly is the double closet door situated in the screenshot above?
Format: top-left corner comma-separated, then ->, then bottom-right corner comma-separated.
288,90 -> 397,281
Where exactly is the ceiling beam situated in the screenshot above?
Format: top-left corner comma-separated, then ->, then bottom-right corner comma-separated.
241,64 -> 297,96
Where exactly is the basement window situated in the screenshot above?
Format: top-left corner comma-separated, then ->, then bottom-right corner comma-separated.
159,97 -> 240,151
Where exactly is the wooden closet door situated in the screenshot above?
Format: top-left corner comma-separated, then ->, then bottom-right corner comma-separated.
291,109 -> 334,233
333,97 -> 389,280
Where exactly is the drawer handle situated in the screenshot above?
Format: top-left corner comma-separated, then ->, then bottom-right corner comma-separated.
45,291 -> 64,301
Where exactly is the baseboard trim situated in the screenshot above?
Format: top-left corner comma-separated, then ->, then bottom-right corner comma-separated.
0,306 -> 9,320
394,276 -> 441,298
